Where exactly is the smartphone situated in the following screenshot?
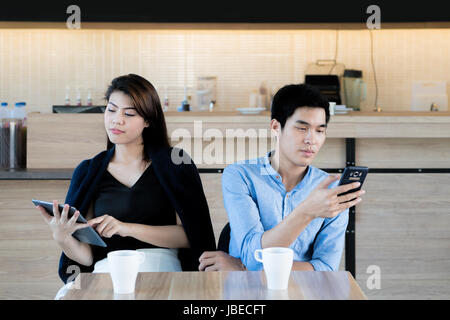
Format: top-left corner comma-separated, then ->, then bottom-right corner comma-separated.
337,166 -> 369,200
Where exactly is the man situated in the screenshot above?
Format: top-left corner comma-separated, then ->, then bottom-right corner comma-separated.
199,84 -> 364,271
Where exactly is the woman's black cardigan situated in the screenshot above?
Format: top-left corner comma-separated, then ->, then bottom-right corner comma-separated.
58,144 -> 216,283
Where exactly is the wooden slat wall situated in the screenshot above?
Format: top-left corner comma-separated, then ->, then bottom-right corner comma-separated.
355,174 -> 450,299
2,28 -> 450,114
357,138 -> 450,168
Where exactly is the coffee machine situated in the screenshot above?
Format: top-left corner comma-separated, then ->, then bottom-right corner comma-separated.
304,59 -> 345,104
305,74 -> 342,104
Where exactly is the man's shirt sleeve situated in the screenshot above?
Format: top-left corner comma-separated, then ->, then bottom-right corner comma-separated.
309,178 -> 349,271
222,165 -> 264,270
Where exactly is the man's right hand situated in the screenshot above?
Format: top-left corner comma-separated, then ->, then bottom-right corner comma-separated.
300,175 -> 365,219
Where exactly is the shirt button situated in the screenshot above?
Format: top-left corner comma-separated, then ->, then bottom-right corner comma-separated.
276,176 -> 280,179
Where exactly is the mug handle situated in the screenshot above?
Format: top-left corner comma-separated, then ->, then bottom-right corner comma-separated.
254,249 -> 263,263
138,251 -> 145,265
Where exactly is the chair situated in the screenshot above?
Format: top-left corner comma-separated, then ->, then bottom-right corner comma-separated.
217,222 -> 231,254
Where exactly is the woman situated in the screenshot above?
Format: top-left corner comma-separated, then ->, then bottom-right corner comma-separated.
36,74 -> 216,296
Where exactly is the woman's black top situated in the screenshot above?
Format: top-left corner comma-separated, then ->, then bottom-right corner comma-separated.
91,163 -> 176,262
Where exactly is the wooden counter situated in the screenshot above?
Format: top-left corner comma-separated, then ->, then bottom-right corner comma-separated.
26,112 -> 450,169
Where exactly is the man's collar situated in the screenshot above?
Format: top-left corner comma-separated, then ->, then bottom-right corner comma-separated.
262,150 -> 311,189
262,150 -> 279,176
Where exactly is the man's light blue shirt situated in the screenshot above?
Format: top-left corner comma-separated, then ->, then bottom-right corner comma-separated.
222,151 -> 349,271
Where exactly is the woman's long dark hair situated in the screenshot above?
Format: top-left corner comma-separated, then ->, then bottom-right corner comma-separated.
105,74 -> 170,162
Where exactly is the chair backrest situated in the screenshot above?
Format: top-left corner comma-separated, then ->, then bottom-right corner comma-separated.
217,222 -> 231,253
199,172 -> 228,245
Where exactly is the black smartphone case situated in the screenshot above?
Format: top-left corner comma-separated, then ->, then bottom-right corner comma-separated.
337,166 -> 369,199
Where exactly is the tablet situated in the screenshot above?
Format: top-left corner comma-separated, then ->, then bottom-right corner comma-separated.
32,199 -> 107,247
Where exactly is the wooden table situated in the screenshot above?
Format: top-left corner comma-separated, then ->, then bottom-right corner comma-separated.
63,271 -> 367,300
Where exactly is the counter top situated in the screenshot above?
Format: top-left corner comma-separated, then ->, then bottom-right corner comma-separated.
161,111 -> 450,124
0,168 -> 73,180
32,110 -> 450,120
156,111 -> 450,137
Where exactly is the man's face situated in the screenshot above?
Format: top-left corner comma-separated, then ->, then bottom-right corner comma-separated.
272,107 -> 327,168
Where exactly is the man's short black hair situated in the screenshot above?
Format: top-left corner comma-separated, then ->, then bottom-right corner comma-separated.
271,83 -> 330,128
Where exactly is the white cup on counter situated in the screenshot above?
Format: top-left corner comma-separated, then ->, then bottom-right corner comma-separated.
329,102 -> 336,115
108,250 -> 145,294
254,247 -> 293,290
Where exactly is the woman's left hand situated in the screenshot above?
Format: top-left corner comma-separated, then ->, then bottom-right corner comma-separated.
88,215 -> 128,238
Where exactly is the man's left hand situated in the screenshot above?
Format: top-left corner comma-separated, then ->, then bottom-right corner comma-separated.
198,251 -> 246,271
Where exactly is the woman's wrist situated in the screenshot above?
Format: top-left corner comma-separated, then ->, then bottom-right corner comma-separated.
120,222 -> 133,237
54,233 -> 72,247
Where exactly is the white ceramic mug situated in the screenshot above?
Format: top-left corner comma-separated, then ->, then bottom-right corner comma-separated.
107,250 -> 145,294
254,247 -> 293,290
329,102 -> 336,115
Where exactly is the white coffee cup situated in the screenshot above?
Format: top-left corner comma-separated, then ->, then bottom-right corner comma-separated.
107,250 -> 145,294
254,247 -> 293,290
329,102 -> 336,115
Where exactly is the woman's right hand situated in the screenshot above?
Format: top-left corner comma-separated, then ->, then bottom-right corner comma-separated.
36,200 -> 90,245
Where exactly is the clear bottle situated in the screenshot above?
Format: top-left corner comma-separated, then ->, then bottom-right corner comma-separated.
76,87 -> 82,106
14,102 -> 27,125
65,86 -> 71,106
258,81 -> 269,110
163,86 -> 169,112
86,88 -> 93,106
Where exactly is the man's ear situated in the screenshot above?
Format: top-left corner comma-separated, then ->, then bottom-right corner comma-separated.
270,119 -> 281,138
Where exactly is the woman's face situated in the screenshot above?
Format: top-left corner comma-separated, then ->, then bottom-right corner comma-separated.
104,90 -> 149,146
